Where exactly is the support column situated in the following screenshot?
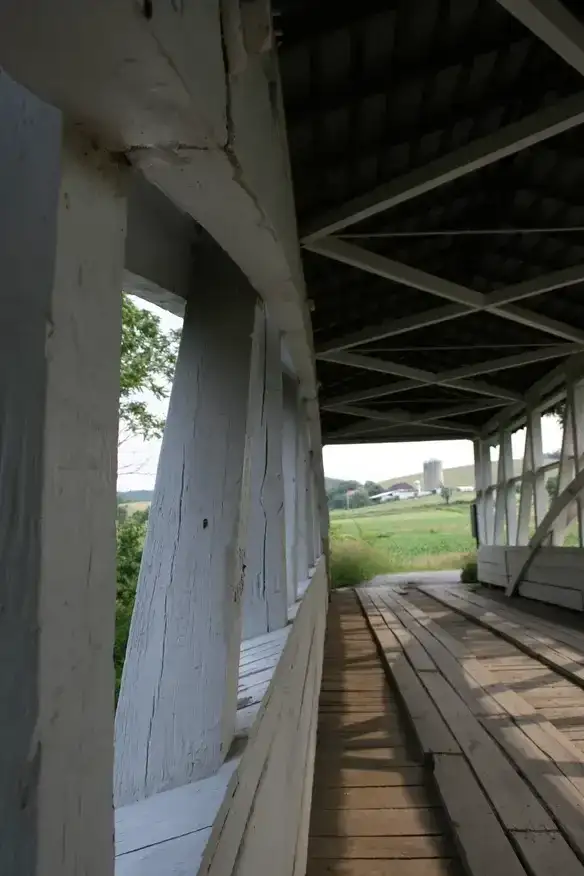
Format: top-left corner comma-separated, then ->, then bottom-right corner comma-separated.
115,246 -> 257,805
473,440 -> 493,545
282,376 -> 299,604
296,404 -> 310,585
0,75 -> 127,876
494,429 -> 516,545
242,306 -> 288,639
517,409 -> 545,545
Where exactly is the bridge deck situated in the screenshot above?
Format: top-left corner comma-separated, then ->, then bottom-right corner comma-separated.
308,584 -> 584,876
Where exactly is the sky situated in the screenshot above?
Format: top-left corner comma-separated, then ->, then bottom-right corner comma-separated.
118,299 -> 564,491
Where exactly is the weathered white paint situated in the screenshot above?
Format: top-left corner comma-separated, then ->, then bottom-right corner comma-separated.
197,558 -> 328,876
0,72 -> 127,876
474,440 -> 494,545
296,406 -> 311,584
496,0 -> 584,78
242,306 -> 288,639
282,375 -> 300,604
517,409 -> 546,545
115,245 -> 258,805
494,430 -> 517,545
479,546 -> 584,611
0,0 -> 326,554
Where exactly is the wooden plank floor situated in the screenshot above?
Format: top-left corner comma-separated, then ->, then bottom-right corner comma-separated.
415,586 -> 584,753
356,582 -> 584,876
307,590 -> 463,876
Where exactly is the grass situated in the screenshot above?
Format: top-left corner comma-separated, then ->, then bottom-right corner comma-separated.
122,501 -> 151,515
330,495 -> 477,588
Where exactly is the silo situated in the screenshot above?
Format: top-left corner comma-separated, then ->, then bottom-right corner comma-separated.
423,458 -> 443,492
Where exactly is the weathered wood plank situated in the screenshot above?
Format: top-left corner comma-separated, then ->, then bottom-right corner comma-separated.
312,785 -> 436,810
306,860 -> 460,875
433,754 -> 527,876
310,808 -> 445,837
309,835 -> 454,860
512,831 -> 584,876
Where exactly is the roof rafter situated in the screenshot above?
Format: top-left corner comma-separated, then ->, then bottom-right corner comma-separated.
495,0 -> 584,79
320,344 -> 578,407
319,350 -> 523,403
302,91 -> 584,241
312,243 -> 584,351
324,398 -> 503,441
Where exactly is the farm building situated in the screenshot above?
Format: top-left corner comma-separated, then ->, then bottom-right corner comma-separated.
5,3 -> 584,876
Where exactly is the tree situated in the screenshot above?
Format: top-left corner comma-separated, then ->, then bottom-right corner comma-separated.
364,481 -> 384,497
546,475 -> 559,502
440,484 -> 452,505
119,295 -> 181,443
114,514 -> 148,696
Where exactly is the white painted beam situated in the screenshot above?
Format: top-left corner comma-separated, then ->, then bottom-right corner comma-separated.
115,246 -> 258,805
0,77 -> 127,876
302,91 -> 584,240
316,257 -> 584,353
316,303 -> 469,354
485,265 -> 584,308
496,0 -> 584,78
295,403 -> 311,585
319,351 -> 523,404
488,302 -> 584,343
305,238 -> 485,308
242,306 -> 288,640
325,399 -> 492,440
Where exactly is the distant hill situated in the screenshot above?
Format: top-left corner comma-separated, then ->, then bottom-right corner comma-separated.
381,456 -> 558,490
118,489 -> 153,504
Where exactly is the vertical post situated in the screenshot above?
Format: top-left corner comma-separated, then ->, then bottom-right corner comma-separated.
242,306 -> 288,639
570,380 -> 584,547
493,434 -> 506,546
474,440 -> 493,545
0,75 -> 126,876
530,409 -> 547,530
502,430 -> 517,545
115,245 -> 257,805
282,375 -> 299,604
550,391 -> 574,545
296,402 -> 310,586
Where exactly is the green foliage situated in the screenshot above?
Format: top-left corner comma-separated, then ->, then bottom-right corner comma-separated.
460,554 -> 478,584
330,536 -> 390,588
326,479 -> 362,510
546,474 -> 559,501
120,295 -> 180,442
440,484 -> 452,505
115,515 -> 147,696
330,495 -> 476,581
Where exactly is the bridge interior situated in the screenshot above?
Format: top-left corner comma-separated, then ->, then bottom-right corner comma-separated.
5,2 -> 584,876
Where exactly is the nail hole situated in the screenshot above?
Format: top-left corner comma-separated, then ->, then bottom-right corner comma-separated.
203,518 -> 208,529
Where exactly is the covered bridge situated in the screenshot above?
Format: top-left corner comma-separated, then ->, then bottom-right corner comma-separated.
4,2 -> 584,876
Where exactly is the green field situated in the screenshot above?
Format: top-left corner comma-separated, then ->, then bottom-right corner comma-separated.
329,495 -> 477,586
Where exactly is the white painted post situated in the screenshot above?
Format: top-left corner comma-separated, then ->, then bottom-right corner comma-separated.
493,434 -> 506,546
310,458 -> 322,562
0,75 -> 127,876
115,246 -> 258,805
474,440 -> 493,544
296,403 -> 310,586
569,380 -> 584,547
502,430 -> 517,544
282,375 -> 299,604
550,392 -> 575,545
242,306 -> 288,639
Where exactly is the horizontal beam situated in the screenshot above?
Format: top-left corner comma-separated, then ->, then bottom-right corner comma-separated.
324,398 -> 501,440
485,264 -> 584,308
315,255 -> 584,353
496,0 -> 584,79
316,303 -> 468,354
305,238 -> 485,308
302,91 -> 584,240
481,352 -> 584,439
319,351 -> 523,404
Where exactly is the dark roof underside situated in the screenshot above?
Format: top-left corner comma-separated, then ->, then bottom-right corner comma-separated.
276,0 -> 584,443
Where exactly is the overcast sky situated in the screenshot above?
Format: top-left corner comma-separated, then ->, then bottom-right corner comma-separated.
118,299 -> 563,491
